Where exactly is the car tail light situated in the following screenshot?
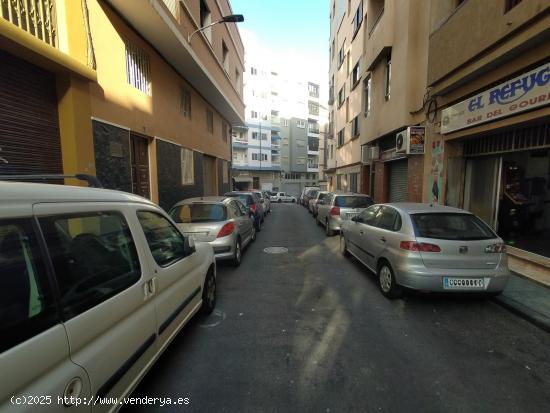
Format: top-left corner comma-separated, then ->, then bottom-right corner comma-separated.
330,207 -> 340,216
249,204 -> 257,213
400,241 -> 441,252
217,222 -> 235,238
485,243 -> 506,253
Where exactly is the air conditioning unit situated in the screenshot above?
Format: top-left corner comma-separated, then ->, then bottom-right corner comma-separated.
395,126 -> 426,155
361,145 -> 379,164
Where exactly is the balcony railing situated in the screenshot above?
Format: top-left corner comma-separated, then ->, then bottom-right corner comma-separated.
1,0 -> 57,47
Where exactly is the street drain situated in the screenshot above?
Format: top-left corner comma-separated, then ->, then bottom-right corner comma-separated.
263,247 -> 288,254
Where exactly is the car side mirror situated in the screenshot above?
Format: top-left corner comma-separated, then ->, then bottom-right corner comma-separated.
184,235 -> 196,255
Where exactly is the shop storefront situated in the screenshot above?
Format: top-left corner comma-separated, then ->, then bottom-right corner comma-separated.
441,62 -> 550,258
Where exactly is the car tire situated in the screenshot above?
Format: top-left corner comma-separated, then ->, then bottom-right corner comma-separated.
233,239 -> 242,267
325,219 -> 334,236
340,235 -> 350,257
201,270 -> 216,315
378,261 -> 403,299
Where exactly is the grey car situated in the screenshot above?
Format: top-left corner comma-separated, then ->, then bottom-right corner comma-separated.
316,192 -> 374,236
339,203 -> 510,298
169,196 -> 255,266
308,190 -> 329,217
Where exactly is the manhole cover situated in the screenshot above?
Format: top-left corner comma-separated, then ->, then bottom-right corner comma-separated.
263,247 -> 288,254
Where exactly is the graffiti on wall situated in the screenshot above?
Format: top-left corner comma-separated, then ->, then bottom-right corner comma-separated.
429,140 -> 444,204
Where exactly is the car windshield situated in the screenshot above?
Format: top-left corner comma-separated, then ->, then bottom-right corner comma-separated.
411,213 -> 496,240
170,203 -> 227,223
334,196 -> 373,208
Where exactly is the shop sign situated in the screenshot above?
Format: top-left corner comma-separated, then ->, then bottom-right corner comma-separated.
409,126 -> 425,154
441,62 -> 550,134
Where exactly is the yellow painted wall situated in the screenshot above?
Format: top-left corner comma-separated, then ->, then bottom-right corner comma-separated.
87,0 -> 232,162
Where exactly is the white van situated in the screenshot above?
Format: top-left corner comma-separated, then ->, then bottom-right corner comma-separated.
0,182 -> 216,412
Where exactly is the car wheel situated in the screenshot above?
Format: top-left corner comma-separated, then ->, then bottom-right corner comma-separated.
340,235 -> 350,257
201,270 -> 216,315
250,226 -> 256,242
378,262 -> 403,299
325,219 -> 334,236
233,239 -> 242,267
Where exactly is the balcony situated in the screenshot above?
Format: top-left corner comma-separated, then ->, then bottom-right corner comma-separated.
1,0 -> 57,47
307,163 -> 319,172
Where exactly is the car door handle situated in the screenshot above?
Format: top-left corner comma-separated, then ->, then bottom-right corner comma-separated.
144,277 -> 156,299
380,237 -> 386,243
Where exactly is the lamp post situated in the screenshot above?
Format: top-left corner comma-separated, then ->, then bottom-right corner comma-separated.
188,14 -> 244,43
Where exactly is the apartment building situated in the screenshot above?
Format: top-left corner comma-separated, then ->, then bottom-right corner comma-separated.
0,0 -> 244,211
327,0 -> 430,202
231,53 -> 322,195
426,0 -> 550,260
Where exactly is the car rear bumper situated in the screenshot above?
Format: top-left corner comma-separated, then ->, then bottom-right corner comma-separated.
394,264 -> 510,293
204,236 -> 235,260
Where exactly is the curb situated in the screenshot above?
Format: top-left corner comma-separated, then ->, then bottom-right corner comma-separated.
492,295 -> 550,334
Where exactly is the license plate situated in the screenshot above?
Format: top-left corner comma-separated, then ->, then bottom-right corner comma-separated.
443,277 -> 485,289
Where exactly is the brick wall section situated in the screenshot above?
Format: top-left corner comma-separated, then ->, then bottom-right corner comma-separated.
373,161 -> 389,203
407,155 -> 424,203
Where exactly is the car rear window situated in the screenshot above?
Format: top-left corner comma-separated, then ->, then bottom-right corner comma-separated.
334,196 -> 373,208
309,190 -> 319,198
170,204 -> 227,223
318,193 -> 328,200
411,213 -> 496,240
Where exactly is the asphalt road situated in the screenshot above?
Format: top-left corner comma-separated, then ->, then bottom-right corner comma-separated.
126,203 -> 550,413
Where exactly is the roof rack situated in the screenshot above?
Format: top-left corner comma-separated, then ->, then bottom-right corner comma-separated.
0,174 -> 104,188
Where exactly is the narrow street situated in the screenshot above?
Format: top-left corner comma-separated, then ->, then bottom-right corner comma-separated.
127,203 -> 550,413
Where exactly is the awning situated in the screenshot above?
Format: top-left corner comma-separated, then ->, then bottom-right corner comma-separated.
232,176 -> 253,183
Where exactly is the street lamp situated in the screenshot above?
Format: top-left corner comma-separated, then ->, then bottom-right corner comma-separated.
188,14 -> 244,43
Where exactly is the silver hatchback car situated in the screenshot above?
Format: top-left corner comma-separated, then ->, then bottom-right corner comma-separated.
339,203 -> 510,298
317,192 -> 374,236
169,196 -> 255,266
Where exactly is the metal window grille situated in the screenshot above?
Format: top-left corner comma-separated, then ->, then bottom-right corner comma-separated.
125,42 -> 151,95
180,89 -> 191,118
1,0 -> 57,47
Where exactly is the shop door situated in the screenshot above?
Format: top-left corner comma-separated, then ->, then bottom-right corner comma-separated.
130,134 -> 150,198
0,51 -> 62,176
361,165 -> 371,195
203,155 -> 217,195
464,157 -> 501,228
389,160 -> 408,202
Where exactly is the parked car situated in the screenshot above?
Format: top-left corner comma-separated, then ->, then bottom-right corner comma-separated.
224,191 -> 264,231
309,190 -> 329,217
169,196 -> 255,266
316,192 -> 374,236
300,186 -> 320,206
271,192 -> 297,203
251,190 -> 271,216
0,181 -> 216,412
339,203 -> 510,299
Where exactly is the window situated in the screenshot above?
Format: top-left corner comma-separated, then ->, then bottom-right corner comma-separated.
308,101 -> 319,116
252,131 -> 258,140
199,0 -> 212,43
308,122 -> 319,134
308,83 -> 319,98
235,69 -> 241,92
358,205 -> 380,225
363,76 -> 371,115
40,212 -> 141,320
251,110 -> 258,119
374,206 -> 400,231
125,42 -> 150,95
338,85 -> 346,107
296,120 -> 306,128
0,219 -> 57,352
331,39 -> 335,61
338,128 -> 345,147
352,115 -> 360,138
252,153 -> 267,161
181,147 -> 194,185
252,153 -> 258,161
180,88 -> 191,118
346,51 -> 351,75
336,174 -> 342,190
349,173 -> 358,193
137,211 -> 188,267
221,121 -> 229,142
261,133 -> 267,140
505,0 -> 522,12
335,196 -> 373,208
385,55 -> 391,101
206,109 -> 214,133
411,213 -> 496,240
351,60 -> 361,87
222,41 -> 229,72
250,67 -> 258,75
338,45 -> 345,68
353,1 -> 364,36
282,119 -> 289,126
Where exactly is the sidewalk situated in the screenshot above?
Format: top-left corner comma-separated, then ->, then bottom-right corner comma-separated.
494,273 -> 550,333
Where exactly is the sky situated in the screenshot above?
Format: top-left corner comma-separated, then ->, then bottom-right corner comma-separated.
230,0 -> 330,99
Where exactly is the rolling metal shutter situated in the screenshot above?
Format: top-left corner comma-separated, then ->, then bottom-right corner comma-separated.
0,50 -> 62,176
389,159 -> 408,202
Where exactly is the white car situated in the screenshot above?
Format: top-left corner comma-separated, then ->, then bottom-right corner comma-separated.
0,181 -> 216,412
270,192 -> 296,203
